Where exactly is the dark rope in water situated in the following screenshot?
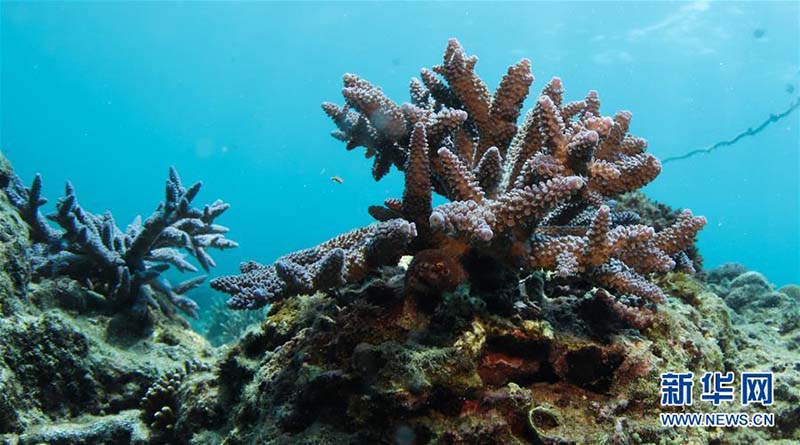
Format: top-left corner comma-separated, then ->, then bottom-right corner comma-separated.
662,96 -> 800,164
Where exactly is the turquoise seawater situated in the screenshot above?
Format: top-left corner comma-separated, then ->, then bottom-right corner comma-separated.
1,0 -> 798,309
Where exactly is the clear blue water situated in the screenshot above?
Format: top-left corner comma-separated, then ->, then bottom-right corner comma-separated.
2,1 -> 798,300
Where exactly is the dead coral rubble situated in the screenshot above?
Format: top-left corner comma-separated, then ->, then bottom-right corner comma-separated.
1,165 -> 237,320
216,38 -> 705,320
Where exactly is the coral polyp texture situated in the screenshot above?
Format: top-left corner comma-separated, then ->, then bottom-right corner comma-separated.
211,219 -> 417,309
322,38 -> 704,311
216,38 -> 704,317
0,165 -> 237,319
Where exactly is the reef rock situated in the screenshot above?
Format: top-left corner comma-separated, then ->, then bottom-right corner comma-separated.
152,262 -> 799,444
0,154 -> 215,444
0,156 -> 30,314
1,39 -> 799,445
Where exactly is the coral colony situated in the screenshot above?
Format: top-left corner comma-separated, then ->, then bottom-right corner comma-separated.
212,219 -> 417,309
5,37 -> 800,445
0,167 -> 237,319
212,38 -> 706,320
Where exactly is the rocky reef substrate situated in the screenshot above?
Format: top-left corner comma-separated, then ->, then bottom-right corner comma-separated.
0,159 -> 214,445
156,263 -> 797,445
0,183 -> 798,445
0,72 -> 797,445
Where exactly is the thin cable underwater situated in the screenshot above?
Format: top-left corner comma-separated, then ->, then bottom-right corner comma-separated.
662,96 -> 800,164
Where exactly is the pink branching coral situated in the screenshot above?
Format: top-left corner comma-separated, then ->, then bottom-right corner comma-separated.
211,219 -> 417,309
214,38 -> 705,315
325,39 -> 705,306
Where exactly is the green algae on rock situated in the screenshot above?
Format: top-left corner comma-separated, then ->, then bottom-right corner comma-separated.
0,279 -> 215,440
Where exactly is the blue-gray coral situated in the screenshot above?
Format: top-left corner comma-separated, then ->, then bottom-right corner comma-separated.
1,166 -> 237,318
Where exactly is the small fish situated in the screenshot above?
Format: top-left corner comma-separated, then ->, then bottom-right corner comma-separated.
331,176 -> 344,184
753,28 -> 765,39
786,84 -> 795,94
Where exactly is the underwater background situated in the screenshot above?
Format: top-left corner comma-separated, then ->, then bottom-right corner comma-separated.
2,0 -> 798,314
2,3 -> 800,444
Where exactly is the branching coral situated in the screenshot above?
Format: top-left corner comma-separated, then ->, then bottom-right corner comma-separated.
1,167 -> 237,319
213,38 -> 704,321
211,219 -> 417,309
321,39 -> 704,311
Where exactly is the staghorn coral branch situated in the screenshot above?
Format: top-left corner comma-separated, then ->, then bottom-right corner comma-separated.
212,219 -> 416,309
593,288 -> 655,330
529,234 -> 585,277
401,123 -> 433,233
1,172 -> 61,245
595,111 -> 632,160
434,147 -> 486,203
484,58 -> 534,157
2,164 -> 235,319
434,39 -> 492,142
653,210 -> 707,255
492,176 -> 585,232
536,95 -> 568,163
429,200 -> 496,243
420,67 -> 461,109
317,38 -> 707,311
454,127 -> 476,168
409,77 -> 432,108
474,146 -> 503,197
172,275 -> 207,295
503,108 -> 544,192
584,205 -> 613,267
587,154 -> 661,196
565,130 -> 599,174
541,77 -> 564,108
596,259 -> 667,303
425,107 -> 469,145
342,74 -> 407,140
560,99 -> 588,121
